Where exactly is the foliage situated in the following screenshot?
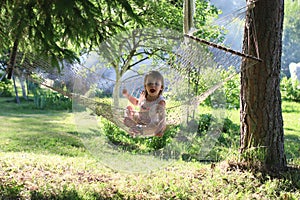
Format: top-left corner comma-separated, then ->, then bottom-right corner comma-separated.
101,118 -> 179,153
282,0 -> 300,76
0,0 -> 144,72
28,81 -> 72,110
34,90 -> 72,110
95,88 -> 112,98
222,67 -> 240,109
188,67 -> 241,109
0,73 -> 13,97
194,0 -> 221,38
126,0 -> 219,33
180,113 -> 240,162
280,76 -> 300,102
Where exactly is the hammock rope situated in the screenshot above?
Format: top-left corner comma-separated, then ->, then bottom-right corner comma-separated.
3,2 -> 263,137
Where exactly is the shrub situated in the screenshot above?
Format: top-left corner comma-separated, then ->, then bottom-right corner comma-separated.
101,112 -> 239,162
34,90 -> 72,110
280,76 -> 300,102
189,67 -> 241,109
29,82 -> 72,110
222,68 -> 240,109
101,118 -> 179,154
181,113 -> 240,162
95,88 -> 112,98
0,73 -> 13,97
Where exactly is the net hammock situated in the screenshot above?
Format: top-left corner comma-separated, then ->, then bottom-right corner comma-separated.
0,3 -> 264,172
71,2 -> 262,138
2,2 -> 261,139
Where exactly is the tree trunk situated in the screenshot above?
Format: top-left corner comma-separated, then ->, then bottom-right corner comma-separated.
183,0 -> 194,34
240,0 -> 286,171
6,39 -> 19,79
12,74 -> 20,104
18,74 -> 28,100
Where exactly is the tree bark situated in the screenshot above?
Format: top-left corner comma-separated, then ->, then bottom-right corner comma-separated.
12,74 -> 20,104
18,74 -> 28,100
183,0 -> 194,34
240,0 -> 286,171
6,39 -> 19,79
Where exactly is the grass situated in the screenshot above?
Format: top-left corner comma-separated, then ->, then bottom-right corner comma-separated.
0,98 -> 86,157
0,97 -> 300,199
226,101 -> 300,166
281,101 -> 300,165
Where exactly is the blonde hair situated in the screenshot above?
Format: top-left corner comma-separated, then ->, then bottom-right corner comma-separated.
144,71 -> 164,97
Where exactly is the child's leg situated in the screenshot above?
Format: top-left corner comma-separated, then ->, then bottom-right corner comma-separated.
125,106 -> 134,119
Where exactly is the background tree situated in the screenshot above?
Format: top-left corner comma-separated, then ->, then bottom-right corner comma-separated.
240,0 -> 286,171
0,0 -> 143,79
90,0 -> 220,106
0,0 -> 144,103
282,0 -> 300,76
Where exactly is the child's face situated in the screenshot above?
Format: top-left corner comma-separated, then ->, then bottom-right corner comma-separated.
145,76 -> 163,97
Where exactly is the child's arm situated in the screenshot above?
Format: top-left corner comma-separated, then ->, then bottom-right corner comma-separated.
122,89 -> 139,106
153,100 -> 166,136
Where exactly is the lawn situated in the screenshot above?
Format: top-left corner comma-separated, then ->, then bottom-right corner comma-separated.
0,97 -> 299,199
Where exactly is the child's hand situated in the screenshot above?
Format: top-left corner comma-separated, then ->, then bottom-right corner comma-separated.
122,89 -> 128,97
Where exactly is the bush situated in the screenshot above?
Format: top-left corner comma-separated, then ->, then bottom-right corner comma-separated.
33,90 -> 72,110
95,88 -> 112,98
28,82 -> 72,110
181,113 -> 240,162
189,67 -> 241,109
101,112 -> 240,162
281,76 -> 300,102
222,68 -> 240,109
101,118 -> 179,154
0,73 -> 13,97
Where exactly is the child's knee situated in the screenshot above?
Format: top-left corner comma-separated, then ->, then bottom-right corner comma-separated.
126,106 -> 133,111
125,106 -> 134,118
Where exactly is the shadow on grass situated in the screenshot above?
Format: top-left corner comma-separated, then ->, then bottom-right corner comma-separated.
261,166 -> 300,193
282,105 -> 300,113
0,183 -> 22,200
0,184 -> 125,200
0,97 -> 71,116
254,166 -> 300,196
3,131 -> 86,157
227,162 -> 300,196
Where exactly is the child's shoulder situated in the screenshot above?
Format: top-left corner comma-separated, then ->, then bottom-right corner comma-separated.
157,95 -> 166,105
158,95 -> 165,101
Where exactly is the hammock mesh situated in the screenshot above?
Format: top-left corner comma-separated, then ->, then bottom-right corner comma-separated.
3,4 -> 262,172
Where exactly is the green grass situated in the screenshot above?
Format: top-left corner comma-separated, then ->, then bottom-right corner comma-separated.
282,101 -> 300,165
0,97 -> 300,199
1,152 -> 300,199
0,97 -> 86,157
225,101 -> 300,165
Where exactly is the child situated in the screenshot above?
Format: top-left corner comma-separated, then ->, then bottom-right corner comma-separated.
122,71 -> 166,137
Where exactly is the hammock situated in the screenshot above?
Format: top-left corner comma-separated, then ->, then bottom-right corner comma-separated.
3,2 -> 261,139
0,3 -> 265,172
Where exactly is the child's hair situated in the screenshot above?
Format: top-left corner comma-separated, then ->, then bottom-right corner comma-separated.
144,71 -> 164,98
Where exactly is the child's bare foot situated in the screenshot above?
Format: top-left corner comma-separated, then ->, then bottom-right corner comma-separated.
155,132 -> 163,137
123,117 -> 136,127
